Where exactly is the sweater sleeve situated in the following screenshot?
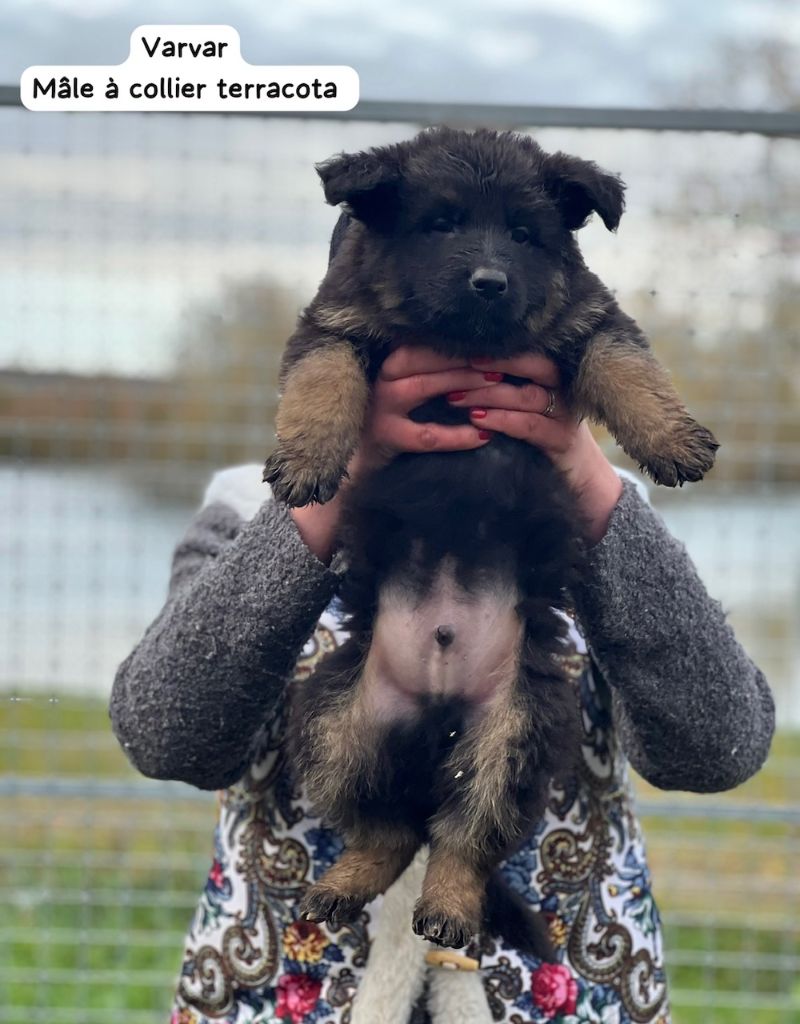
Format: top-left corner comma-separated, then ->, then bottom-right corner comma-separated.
109,468 -> 341,790
572,478 -> 775,793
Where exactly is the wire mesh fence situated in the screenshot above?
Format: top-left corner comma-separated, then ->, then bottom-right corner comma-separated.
0,97 -> 798,1023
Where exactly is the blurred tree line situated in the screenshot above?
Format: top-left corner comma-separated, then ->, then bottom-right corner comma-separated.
4,255 -> 794,484
0,279 -> 298,473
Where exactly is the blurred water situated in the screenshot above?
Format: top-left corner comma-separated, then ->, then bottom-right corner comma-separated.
1,463 -> 798,726
0,462 -> 195,698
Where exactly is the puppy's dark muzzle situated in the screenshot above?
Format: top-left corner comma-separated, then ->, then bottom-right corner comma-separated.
470,268 -> 508,300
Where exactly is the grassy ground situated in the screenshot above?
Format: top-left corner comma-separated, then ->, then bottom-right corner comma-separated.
629,732 -> 800,1024
1,695 -> 799,1023
1,697 -> 212,1022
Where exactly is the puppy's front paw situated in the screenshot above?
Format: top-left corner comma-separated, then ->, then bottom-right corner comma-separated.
412,899 -> 478,949
640,419 -> 719,487
299,884 -> 365,929
263,443 -> 346,507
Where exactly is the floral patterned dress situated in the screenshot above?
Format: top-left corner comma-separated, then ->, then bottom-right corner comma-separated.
170,600 -> 671,1024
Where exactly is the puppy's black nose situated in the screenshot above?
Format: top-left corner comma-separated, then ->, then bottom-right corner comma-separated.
470,268 -> 508,299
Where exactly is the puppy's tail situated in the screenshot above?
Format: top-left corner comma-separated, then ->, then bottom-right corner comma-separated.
484,872 -> 557,962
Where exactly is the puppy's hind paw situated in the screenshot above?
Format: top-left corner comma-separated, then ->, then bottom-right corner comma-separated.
299,885 -> 366,929
412,901 -> 478,949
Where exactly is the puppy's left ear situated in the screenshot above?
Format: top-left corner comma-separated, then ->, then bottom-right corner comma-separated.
316,145 -> 403,229
543,153 -> 626,232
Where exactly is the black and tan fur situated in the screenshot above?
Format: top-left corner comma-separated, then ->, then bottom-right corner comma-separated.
266,128 -> 718,954
289,446 -> 584,955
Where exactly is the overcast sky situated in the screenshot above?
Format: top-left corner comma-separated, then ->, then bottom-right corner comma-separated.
2,0 -> 799,108
1,0 -> 797,377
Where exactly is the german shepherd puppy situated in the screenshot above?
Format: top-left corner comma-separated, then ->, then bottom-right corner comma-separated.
265,128 -> 718,954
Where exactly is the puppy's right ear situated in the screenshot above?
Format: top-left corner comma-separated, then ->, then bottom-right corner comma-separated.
316,145 -> 403,229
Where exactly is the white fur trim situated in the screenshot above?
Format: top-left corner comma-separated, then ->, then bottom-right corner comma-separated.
350,848 -> 494,1024
350,851 -> 429,1024
201,464 -> 271,522
428,968 -> 494,1024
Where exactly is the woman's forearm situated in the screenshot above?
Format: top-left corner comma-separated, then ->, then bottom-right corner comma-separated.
110,493 -> 340,790
291,496 -> 347,565
572,479 -> 775,792
290,445 -> 395,563
554,429 -> 623,545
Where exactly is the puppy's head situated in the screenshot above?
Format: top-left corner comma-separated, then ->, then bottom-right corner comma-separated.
317,128 -> 625,356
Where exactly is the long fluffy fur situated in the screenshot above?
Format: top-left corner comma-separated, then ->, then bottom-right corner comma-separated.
271,127 -> 716,954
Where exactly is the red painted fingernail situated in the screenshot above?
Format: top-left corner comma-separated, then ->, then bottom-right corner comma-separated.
446,391 -> 467,402
472,356 -> 492,364
483,371 -> 503,382
478,430 -> 492,440
470,407 -> 487,419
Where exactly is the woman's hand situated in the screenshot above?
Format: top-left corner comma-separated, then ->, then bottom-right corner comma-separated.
290,345 -> 623,561
446,353 -> 623,545
291,347 -> 496,563
348,346 -> 496,479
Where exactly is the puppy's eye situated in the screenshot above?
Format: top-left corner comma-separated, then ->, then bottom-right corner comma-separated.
431,217 -> 455,233
510,226 -> 531,243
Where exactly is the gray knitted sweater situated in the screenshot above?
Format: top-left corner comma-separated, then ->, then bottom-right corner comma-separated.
109,467 -> 774,1024
110,474 -> 774,795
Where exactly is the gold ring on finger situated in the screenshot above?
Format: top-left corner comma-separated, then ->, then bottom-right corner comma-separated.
543,388 -> 557,417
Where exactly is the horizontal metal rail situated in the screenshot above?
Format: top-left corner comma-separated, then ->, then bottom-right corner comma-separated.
3,773 -> 799,822
0,926 -> 191,947
5,924 -> 797,972
1,83 -> 799,136
0,1011 -> 164,1024
0,774 -> 214,802
3,885 -> 200,908
0,970 -> 796,1016
668,989 -> 800,1011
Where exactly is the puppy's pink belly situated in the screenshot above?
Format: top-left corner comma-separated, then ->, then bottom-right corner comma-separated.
363,573 -> 522,721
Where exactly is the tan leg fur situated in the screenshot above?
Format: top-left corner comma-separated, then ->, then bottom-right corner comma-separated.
300,828 -> 419,926
264,342 -> 369,505
573,335 -> 719,486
